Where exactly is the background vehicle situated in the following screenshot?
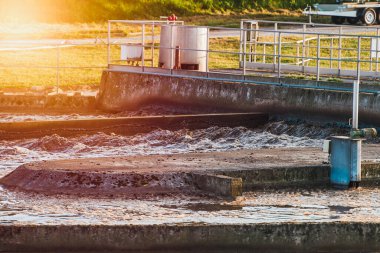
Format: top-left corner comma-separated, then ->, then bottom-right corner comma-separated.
304,0 -> 380,25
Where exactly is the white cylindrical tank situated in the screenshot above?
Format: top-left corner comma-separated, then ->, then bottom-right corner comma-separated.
158,25 -> 208,71
177,26 -> 208,71
159,25 -> 177,69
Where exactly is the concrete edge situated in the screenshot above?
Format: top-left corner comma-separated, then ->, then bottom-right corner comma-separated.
1,222 -> 380,252
189,173 -> 243,199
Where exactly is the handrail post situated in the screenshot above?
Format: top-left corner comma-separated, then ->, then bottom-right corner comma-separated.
206,27 -> 210,77
317,34 -> 321,82
107,20 -> 111,66
170,25 -> 173,75
277,32 -> 281,81
357,36 -> 362,83
338,26 -> 342,76
302,24 -> 306,72
243,29 -> 247,76
151,22 -> 154,67
377,28 -> 379,73
142,23 -> 145,72
273,23 -> 278,71
239,20 -> 243,63
330,37 -> 333,69
56,45 -> 60,94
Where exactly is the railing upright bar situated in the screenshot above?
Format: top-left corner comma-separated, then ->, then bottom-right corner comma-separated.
263,44 -> 266,64
107,21 -> 111,66
273,23 -> 278,71
377,28 -> 380,72
302,24 -> 306,72
151,23 -> 154,67
330,37 -> 333,69
239,20 -> 243,63
56,45 -> 60,93
142,23 -> 145,72
278,32 -> 281,81
170,25 -> 173,75
317,34 -> 321,82
338,26 -> 342,75
357,36 -> 362,83
206,27 -> 210,77
243,29 -> 247,76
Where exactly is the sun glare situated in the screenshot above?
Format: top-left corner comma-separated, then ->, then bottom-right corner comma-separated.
0,0 -> 41,24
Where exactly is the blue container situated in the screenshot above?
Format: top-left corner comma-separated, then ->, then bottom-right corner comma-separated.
330,136 -> 361,188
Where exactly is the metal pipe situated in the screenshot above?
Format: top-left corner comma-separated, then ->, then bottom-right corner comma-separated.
352,80 -> 360,129
317,34 -> 321,82
56,45 -> 60,93
330,37 -> 333,69
151,23 -> 154,67
377,28 -> 380,72
206,27 -> 210,77
170,25 -> 174,75
107,21 -> 111,66
338,26 -> 342,74
278,32 -> 281,80
302,24 -> 306,72
357,36 -> 361,83
142,23 -> 145,72
273,23 -> 278,70
243,29 -> 247,75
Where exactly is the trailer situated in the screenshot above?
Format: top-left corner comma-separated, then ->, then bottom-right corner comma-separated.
303,1 -> 380,25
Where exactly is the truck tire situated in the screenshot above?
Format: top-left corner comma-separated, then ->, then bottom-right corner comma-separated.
347,17 -> 360,25
331,16 -> 345,24
361,8 -> 377,25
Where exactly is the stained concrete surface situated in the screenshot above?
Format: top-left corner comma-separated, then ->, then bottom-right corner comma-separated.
1,146 -> 380,198
97,71 -> 380,125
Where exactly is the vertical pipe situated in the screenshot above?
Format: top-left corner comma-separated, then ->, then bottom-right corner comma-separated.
107,21 -> 111,66
170,25 -> 173,75
338,26 -> 342,75
278,32 -> 281,81
253,25 -> 257,63
370,37 -> 373,72
297,44 -> 300,65
377,28 -> 380,72
317,34 -> 321,82
239,20 -> 244,63
330,37 -> 333,69
307,40 -> 310,66
263,44 -> 266,64
56,45 -> 60,94
151,23 -> 154,67
352,80 -> 360,129
273,23 -> 278,70
302,24 -> 306,71
142,23 -> 145,72
243,29 -> 247,76
357,36 -> 361,83
206,27 -> 210,77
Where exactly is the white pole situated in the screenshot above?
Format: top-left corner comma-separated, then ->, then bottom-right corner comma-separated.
142,23 -> 145,72
107,21 -> 111,66
352,80 -> 360,129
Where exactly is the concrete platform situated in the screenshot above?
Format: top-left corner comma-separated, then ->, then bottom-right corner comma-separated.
1,146 -> 380,199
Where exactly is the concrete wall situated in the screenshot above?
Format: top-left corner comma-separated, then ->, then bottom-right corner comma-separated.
2,223 -> 380,252
97,71 -> 380,125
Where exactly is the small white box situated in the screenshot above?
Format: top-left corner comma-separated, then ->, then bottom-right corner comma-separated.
121,44 -> 143,61
323,140 -> 331,153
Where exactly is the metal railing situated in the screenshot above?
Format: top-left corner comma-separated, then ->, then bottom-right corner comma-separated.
2,20 -> 380,94
105,20 -> 380,94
